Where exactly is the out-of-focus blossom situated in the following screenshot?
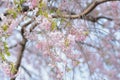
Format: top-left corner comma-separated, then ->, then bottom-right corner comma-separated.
8,20 -> 19,34
30,0 -> 38,9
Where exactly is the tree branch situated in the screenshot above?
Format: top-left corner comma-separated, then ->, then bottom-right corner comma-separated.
52,0 -> 120,19
10,18 -> 33,80
49,6 -> 113,22
76,41 -> 100,50
10,16 -> 38,80
21,65 -> 32,77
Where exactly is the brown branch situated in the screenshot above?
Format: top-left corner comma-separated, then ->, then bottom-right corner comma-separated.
52,0 -> 120,19
76,41 -> 93,75
49,6 -> 112,22
10,17 -> 38,80
96,16 -> 112,21
85,15 -> 113,22
21,65 -> 32,77
10,18 -> 33,80
76,41 -> 100,50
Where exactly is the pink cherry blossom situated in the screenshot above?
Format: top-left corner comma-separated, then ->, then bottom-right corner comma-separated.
8,20 -> 19,34
30,0 -> 38,9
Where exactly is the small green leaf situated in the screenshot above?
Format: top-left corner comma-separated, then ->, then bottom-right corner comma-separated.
50,9 -> 54,13
17,4 -> 22,12
1,55 -> 6,61
20,0 -> 25,5
2,24 -> 8,31
7,9 -> 17,18
14,0 -> 19,5
56,9 -> 61,15
64,38 -> 70,47
6,51 -> 10,56
37,2 -> 48,16
38,2 -> 46,9
10,63 -> 17,73
37,9 -> 43,15
3,42 -> 11,56
51,21 -> 57,31
0,53 -> 6,61
14,0 -> 25,5
14,0 -> 24,12
43,11 -> 48,17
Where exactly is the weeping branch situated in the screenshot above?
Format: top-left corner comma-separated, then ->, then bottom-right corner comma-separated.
10,16 -> 38,80
52,0 -> 119,20
21,65 -> 32,77
49,7 -> 113,22
10,18 -> 33,80
76,41 -> 100,50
